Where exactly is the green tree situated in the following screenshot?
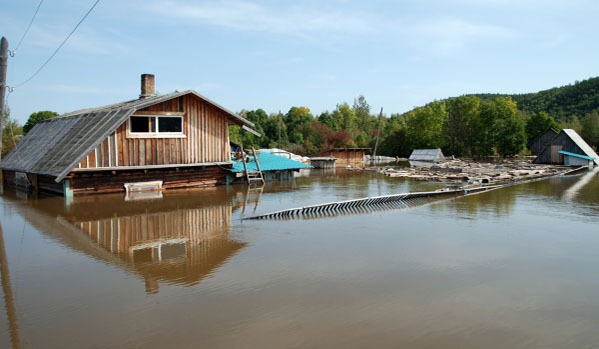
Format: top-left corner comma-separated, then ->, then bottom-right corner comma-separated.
581,110 -> 599,149
494,97 -> 526,156
285,106 -> 314,145
560,115 -> 583,134
405,101 -> 447,149
318,111 -> 340,131
525,111 -> 559,146
353,95 -> 374,136
23,110 -> 58,134
2,108 -> 24,157
443,95 -> 480,156
472,99 -> 498,156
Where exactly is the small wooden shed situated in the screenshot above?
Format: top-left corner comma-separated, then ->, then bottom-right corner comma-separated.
529,128 -> 558,156
309,148 -> 370,167
0,74 -> 259,196
533,129 -> 599,166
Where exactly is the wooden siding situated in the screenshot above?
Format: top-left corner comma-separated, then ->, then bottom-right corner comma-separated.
77,95 -> 231,169
319,149 -> 366,167
69,166 -> 228,195
530,129 -> 557,155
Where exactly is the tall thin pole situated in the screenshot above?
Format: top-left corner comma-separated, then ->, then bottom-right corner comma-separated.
0,37 -> 9,161
373,107 -> 383,158
278,110 -> 281,149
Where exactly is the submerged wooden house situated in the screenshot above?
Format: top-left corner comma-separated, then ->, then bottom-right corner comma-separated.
0,74 -> 261,196
533,129 -> 598,166
309,148 -> 370,167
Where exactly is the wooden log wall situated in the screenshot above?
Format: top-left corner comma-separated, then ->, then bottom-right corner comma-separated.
77,95 -> 231,169
74,205 -> 232,255
324,150 -> 365,167
70,166 -> 228,195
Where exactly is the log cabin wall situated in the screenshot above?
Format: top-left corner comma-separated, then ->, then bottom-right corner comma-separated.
76,95 -> 231,169
70,166 -> 228,195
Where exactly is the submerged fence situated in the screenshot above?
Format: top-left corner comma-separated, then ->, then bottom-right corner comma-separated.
243,186 -> 497,220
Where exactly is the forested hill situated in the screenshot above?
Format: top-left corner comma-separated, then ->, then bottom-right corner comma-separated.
474,76 -> 599,120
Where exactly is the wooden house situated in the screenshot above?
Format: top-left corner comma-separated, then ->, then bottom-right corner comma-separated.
310,148 -> 370,167
533,129 -> 599,166
0,74 -> 260,196
529,128 -> 558,155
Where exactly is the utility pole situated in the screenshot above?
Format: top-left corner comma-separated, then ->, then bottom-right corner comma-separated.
0,37 -> 8,161
373,107 -> 383,158
278,110 -> 281,149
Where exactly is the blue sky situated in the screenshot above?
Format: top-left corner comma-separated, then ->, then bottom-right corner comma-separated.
2,0 -> 598,124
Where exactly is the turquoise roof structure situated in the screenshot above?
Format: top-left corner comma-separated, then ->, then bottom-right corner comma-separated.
230,152 -> 313,173
558,150 -> 595,160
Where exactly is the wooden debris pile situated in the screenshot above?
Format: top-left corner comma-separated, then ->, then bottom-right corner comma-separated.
377,159 -> 571,186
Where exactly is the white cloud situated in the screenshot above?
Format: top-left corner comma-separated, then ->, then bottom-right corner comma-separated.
412,19 -> 515,55
146,0 -> 375,38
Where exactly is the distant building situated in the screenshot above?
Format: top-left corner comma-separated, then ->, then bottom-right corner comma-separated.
309,148 -> 371,167
408,149 -> 445,163
1,74 -> 260,196
529,128 -> 558,156
533,129 -> 598,166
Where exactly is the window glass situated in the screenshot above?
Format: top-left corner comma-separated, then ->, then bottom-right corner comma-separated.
130,116 -> 151,133
150,117 -> 156,132
158,116 -> 182,133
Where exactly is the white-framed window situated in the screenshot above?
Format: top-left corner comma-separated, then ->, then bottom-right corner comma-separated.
129,115 -> 184,136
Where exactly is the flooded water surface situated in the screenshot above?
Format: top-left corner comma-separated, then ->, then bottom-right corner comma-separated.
1,168 -> 598,348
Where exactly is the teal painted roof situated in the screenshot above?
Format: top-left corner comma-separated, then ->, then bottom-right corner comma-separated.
558,150 -> 595,160
230,152 -> 313,173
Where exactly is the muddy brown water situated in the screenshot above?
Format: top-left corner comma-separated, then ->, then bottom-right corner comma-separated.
0,168 -> 598,348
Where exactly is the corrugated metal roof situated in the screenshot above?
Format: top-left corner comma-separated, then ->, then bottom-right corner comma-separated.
558,150 -> 595,160
408,149 -> 445,162
1,90 -> 257,182
562,129 -> 599,165
230,152 -> 312,173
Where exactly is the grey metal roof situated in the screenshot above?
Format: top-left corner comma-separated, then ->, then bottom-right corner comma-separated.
408,149 -> 445,162
0,90 -> 257,182
562,129 -> 599,165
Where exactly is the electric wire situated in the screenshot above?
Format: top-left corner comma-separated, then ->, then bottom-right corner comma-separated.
14,0 -> 101,88
13,0 -> 45,54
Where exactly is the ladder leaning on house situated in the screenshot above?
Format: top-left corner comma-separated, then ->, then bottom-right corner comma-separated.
241,146 -> 265,184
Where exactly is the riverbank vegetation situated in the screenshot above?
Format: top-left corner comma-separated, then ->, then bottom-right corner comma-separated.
231,77 -> 599,156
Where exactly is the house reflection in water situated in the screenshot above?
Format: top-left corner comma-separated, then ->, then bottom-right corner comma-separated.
9,188 -> 249,294
73,203 -> 244,293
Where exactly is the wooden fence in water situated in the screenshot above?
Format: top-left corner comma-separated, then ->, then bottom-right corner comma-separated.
243,186 -> 497,220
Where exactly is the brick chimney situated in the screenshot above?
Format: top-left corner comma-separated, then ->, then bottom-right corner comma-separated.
140,74 -> 155,99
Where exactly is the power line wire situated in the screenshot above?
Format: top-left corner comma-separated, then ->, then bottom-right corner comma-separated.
14,0 -> 101,88
14,0 -> 45,53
